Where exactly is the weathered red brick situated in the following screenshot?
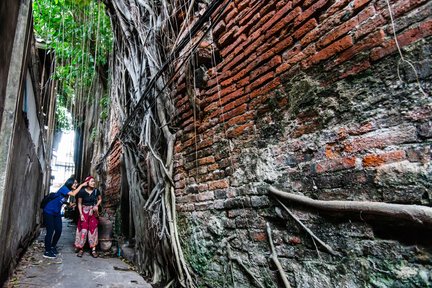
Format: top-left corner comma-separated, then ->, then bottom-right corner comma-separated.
293,18 -> 318,40
354,0 -> 372,10
258,1 -> 278,18
371,19 -> 432,61
234,12 -> 259,38
348,122 -> 376,136
321,0 -> 351,19
325,144 -> 340,159
286,236 -> 301,245
354,15 -> 386,40
406,146 -> 431,164
218,26 -> 239,47
379,0 -> 428,19
198,156 -> 215,165
207,108 -> 222,120
220,103 -> 248,121
207,163 -> 219,172
204,102 -> 219,113
231,69 -> 248,83
227,111 -> 255,127
234,0 -> 250,13
362,150 -> 406,167
317,18 -> 358,50
261,1 -> 293,34
320,4 -> 376,48
237,76 -> 251,88
225,3 -> 238,24
220,34 -> 248,58
250,56 -> 282,81
271,36 -> 294,55
295,0 -> 329,27
222,36 -> 262,71
328,30 -> 385,68
208,179 -> 230,190
302,35 -> 353,69
292,120 -> 321,138
275,62 -> 291,75
251,231 -> 267,242
220,88 -> 245,106
266,7 -> 302,39
175,179 -> 186,189
247,71 -> 275,92
343,127 -> 418,153
315,156 -> 357,173
227,122 -> 254,138
197,191 -> 215,202
223,95 -> 249,113
249,78 -> 281,100
177,194 -> 197,204
238,0 -> 266,26
197,138 -> 213,150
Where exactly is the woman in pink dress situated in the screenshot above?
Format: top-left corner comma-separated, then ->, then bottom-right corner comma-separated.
74,176 -> 102,258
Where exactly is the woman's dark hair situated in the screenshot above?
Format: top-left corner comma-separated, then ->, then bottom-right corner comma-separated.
64,178 -> 76,190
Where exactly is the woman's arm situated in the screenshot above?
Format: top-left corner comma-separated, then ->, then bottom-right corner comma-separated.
93,195 -> 102,211
68,182 -> 87,197
78,197 -> 84,221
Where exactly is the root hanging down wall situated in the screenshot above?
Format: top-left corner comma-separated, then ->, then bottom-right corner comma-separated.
102,0 -> 432,287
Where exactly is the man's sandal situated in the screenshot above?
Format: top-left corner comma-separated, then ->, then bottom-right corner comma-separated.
77,250 -> 84,257
91,249 -> 98,258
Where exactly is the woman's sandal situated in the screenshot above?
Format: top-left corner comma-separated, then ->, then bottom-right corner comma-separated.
77,250 -> 84,257
91,249 -> 98,258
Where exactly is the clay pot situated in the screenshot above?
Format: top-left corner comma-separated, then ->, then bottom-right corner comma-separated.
98,216 -> 113,251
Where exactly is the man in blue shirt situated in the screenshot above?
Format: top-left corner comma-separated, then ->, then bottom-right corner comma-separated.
42,177 -> 87,258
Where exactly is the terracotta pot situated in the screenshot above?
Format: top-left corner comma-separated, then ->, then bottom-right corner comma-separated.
98,216 -> 113,251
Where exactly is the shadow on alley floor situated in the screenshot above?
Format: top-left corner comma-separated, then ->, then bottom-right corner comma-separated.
5,219 -> 152,288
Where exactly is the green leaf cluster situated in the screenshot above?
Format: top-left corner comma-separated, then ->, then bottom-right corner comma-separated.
33,0 -> 112,131
55,104 -> 73,131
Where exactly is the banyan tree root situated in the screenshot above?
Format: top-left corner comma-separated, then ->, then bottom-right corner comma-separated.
269,186 -> 432,226
266,223 -> 292,288
226,245 -> 265,288
275,199 -> 339,256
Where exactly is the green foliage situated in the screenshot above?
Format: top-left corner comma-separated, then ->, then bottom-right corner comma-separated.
33,0 -> 112,131
55,105 -> 73,131
89,127 -> 98,142
99,94 -> 110,121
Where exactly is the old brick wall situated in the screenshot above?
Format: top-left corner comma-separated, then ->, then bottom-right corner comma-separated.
172,0 -> 432,287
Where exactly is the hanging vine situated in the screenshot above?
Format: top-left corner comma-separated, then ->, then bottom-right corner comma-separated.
33,0 -> 112,132
101,0 -> 228,286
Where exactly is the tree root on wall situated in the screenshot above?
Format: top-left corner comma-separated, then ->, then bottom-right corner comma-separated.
226,246 -> 265,288
275,199 -> 339,256
221,236 -> 265,288
266,223 -> 292,288
269,186 -> 432,226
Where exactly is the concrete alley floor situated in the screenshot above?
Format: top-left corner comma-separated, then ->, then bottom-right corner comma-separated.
5,219 -> 152,288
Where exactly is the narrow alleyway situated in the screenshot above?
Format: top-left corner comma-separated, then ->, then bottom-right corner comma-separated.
5,220 -> 151,288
